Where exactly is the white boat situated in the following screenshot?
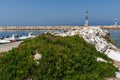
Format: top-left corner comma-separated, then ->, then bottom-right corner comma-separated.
27,32 -> 36,38
19,32 -> 36,40
4,34 -> 21,42
0,39 -> 10,44
19,35 -> 28,40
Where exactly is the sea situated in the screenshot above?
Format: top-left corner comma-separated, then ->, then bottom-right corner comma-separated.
0,30 -> 119,48
109,30 -> 120,48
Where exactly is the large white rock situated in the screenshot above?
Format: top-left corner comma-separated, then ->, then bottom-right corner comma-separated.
105,49 -> 120,61
34,53 -> 42,60
95,41 -> 109,53
94,37 -> 101,43
89,38 -> 96,44
97,57 -> 108,63
116,72 -> 120,78
82,35 -> 90,43
56,33 -> 68,37
69,31 -> 76,36
89,29 -> 94,34
109,43 -> 118,49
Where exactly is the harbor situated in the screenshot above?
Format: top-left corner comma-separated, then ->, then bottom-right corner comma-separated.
0,31 -> 37,44
1,0 -> 120,79
0,27 -> 120,49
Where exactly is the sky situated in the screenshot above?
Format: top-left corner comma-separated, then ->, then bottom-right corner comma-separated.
0,0 -> 120,26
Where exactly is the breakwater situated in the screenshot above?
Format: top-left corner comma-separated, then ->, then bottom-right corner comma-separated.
101,26 -> 120,29
0,26 -> 74,30
0,26 -> 120,30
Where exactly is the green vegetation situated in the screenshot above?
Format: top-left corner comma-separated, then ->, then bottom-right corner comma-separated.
0,34 -> 118,80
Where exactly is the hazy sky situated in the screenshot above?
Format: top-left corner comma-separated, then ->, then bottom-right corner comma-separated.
0,0 -> 119,26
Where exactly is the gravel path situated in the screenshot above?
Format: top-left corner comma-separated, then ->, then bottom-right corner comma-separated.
0,41 -> 23,53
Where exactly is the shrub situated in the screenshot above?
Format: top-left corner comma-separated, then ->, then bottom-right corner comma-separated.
0,34 -> 117,80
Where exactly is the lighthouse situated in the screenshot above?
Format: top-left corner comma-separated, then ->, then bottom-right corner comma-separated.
114,17 -> 118,26
84,10 -> 88,26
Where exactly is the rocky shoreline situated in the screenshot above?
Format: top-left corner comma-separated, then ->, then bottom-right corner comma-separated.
55,27 -> 120,61
54,27 -> 120,79
0,27 -> 120,79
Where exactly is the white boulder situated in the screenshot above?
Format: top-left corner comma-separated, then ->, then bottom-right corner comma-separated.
105,49 -> 120,61
116,72 -> 120,78
97,57 -> 108,63
95,41 -> 109,53
34,53 -> 42,60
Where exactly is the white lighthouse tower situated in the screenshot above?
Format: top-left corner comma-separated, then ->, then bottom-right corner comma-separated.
114,17 -> 118,26
84,10 -> 88,26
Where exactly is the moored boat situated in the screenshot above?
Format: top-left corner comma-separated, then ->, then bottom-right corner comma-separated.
4,34 -> 21,42
19,35 -> 28,40
27,32 -> 36,38
0,39 -> 10,44
0,32 -> 37,44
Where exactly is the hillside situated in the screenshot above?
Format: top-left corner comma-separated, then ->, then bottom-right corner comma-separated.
0,34 -> 118,80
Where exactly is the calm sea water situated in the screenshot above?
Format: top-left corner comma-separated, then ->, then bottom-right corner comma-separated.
109,30 -> 120,48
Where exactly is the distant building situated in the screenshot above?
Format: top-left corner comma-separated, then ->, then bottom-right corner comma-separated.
84,10 -> 88,26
